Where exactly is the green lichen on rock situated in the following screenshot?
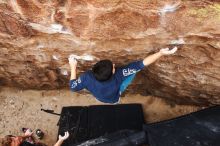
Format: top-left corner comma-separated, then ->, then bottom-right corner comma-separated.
188,3 -> 220,21
210,3 -> 220,13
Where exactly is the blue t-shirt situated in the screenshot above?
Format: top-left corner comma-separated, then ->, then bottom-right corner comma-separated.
70,60 -> 145,103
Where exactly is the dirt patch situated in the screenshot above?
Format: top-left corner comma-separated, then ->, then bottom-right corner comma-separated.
0,87 -> 202,145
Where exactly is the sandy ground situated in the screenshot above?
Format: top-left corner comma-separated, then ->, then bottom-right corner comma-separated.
0,87 -> 204,145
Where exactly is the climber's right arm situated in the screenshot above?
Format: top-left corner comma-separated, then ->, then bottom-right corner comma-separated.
143,47 -> 178,66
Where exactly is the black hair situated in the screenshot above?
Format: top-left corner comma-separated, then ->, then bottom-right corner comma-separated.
92,60 -> 113,81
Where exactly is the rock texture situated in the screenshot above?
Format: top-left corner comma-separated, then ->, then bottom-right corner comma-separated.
0,0 -> 219,105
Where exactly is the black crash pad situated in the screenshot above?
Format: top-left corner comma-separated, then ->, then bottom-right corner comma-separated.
144,106 -> 220,146
57,104 -> 145,145
74,130 -> 147,146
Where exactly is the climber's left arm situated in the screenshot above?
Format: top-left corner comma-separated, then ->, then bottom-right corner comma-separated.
69,56 -> 77,80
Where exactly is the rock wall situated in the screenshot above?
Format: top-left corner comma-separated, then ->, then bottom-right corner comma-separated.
0,0 -> 219,105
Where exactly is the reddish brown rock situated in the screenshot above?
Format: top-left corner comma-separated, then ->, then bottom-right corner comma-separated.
0,0 -> 219,105
0,8 -> 33,36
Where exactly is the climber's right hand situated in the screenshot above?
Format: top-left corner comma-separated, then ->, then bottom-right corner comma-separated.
160,47 -> 178,55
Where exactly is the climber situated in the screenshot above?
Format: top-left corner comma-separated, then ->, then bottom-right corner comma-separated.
69,47 -> 178,104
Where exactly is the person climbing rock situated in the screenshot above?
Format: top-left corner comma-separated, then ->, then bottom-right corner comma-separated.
69,47 -> 178,103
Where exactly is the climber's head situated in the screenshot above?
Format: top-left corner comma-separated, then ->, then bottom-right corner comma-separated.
92,60 -> 115,82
